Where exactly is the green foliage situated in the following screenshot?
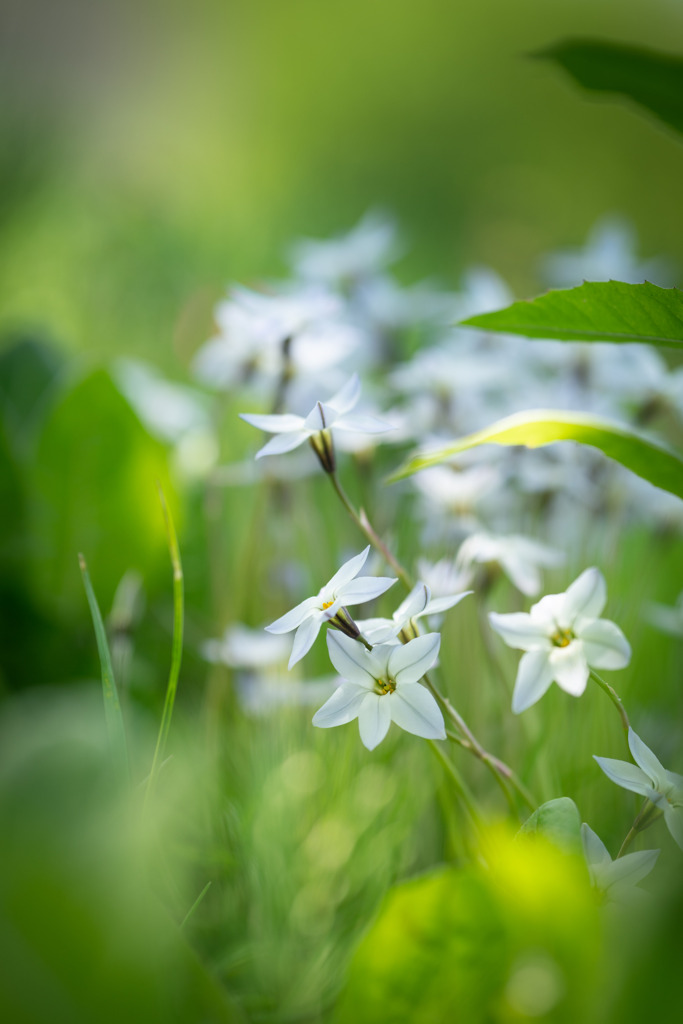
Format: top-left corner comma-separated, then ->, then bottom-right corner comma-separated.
389,409 -> 683,500
26,368 -> 174,619
460,282 -> 683,347
334,830 -> 601,1023
537,39 -> 683,138
518,797 -> 582,854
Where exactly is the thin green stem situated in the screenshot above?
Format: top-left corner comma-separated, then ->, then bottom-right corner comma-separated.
146,486 -> 184,804
428,740 -> 482,831
590,670 -> 630,736
328,472 -> 413,589
616,799 -> 662,858
181,881 -> 212,929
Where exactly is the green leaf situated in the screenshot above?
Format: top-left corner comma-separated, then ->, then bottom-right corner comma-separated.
79,553 -> 129,786
460,281 -> 683,347
536,38 -> 683,138
389,409 -> 683,500
518,798 -> 582,854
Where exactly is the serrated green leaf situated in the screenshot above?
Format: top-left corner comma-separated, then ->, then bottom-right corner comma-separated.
388,409 -> 683,500
536,38 -> 683,138
519,797 -> 582,854
461,281 -> 683,347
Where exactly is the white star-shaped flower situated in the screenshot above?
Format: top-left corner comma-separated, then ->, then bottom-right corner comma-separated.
240,373 -> 392,467
358,581 -> 471,644
594,728 -> 683,850
455,531 -> 564,597
313,631 -> 445,750
581,823 -> 659,906
266,547 -> 396,669
489,567 -> 631,713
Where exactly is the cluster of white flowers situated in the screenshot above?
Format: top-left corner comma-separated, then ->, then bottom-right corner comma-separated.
192,211 -> 682,893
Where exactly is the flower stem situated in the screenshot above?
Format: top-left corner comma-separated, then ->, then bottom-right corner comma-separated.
328,471 -> 413,590
428,739 -> 482,831
590,670 -> 630,736
617,799 -> 662,857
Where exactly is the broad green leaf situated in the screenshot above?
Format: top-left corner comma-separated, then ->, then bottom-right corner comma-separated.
389,409 -> 683,501
518,797 -> 582,854
460,281 -> 683,347
79,553 -> 129,785
536,39 -> 683,138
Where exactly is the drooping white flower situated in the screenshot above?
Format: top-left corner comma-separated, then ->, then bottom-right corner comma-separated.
358,581 -> 471,644
489,568 -> 631,713
240,373 -> 393,467
594,728 -> 683,850
313,631 -> 444,750
581,823 -> 659,906
455,531 -> 565,597
266,547 -> 397,669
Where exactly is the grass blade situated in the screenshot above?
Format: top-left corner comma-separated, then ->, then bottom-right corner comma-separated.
79,552 -> 130,784
146,484 -> 184,800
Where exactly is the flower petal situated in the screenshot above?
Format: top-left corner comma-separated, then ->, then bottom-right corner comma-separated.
627,728 -> 668,789
358,693 -> 392,750
511,650 -> 554,713
549,641 -> 589,696
324,547 -> 370,594
389,683 -> 446,740
339,575 -> 397,605
255,431 -> 309,459
326,631 -> 376,688
489,611 -> 551,651
312,682 -> 369,728
580,823 -> 611,869
578,618 -> 631,669
394,583 -> 431,622
593,756 -> 656,799
421,591 -> 472,617
564,568 -> 607,622
266,596 -> 319,634
334,413 -> 394,434
289,615 -> 323,668
389,632 -> 441,684
239,412 -> 306,433
500,554 -> 542,597
603,849 -> 660,889
664,805 -> 683,850
327,373 -> 361,415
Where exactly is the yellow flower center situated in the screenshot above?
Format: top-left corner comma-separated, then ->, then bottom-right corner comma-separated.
322,600 -> 334,610
551,628 -> 573,648
375,677 -> 396,696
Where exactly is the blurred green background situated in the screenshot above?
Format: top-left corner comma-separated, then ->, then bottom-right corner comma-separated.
2,1 -> 683,1022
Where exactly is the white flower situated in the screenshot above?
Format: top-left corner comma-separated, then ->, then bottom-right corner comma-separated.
266,547 -> 397,669
358,581 -> 471,644
201,624 -> 290,669
290,210 -> 398,285
581,823 -> 659,905
489,568 -> 631,713
594,728 -> 683,850
240,373 -> 393,466
647,590 -> 683,638
455,531 -> 565,597
313,631 -> 445,750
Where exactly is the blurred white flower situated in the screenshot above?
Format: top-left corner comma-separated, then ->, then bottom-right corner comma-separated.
358,581 -> 471,644
201,624 -> 291,669
114,359 -> 210,442
489,568 -> 631,713
595,728 -> 683,850
542,215 -> 674,288
647,591 -> 683,637
290,210 -> 398,286
416,557 -> 475,597
455,532 -> 564,597
240,373 -> 393,466
266,546 -> 397,668
313,631 -> 444,749
581,823 -> 659,906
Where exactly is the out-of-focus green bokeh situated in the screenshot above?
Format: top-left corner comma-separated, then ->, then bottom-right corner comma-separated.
2,2 -> 683,1022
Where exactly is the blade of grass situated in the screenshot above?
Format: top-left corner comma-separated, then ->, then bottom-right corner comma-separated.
146,484 -> 184,801
79,553 -> 130,785
181,881 -> 212,929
